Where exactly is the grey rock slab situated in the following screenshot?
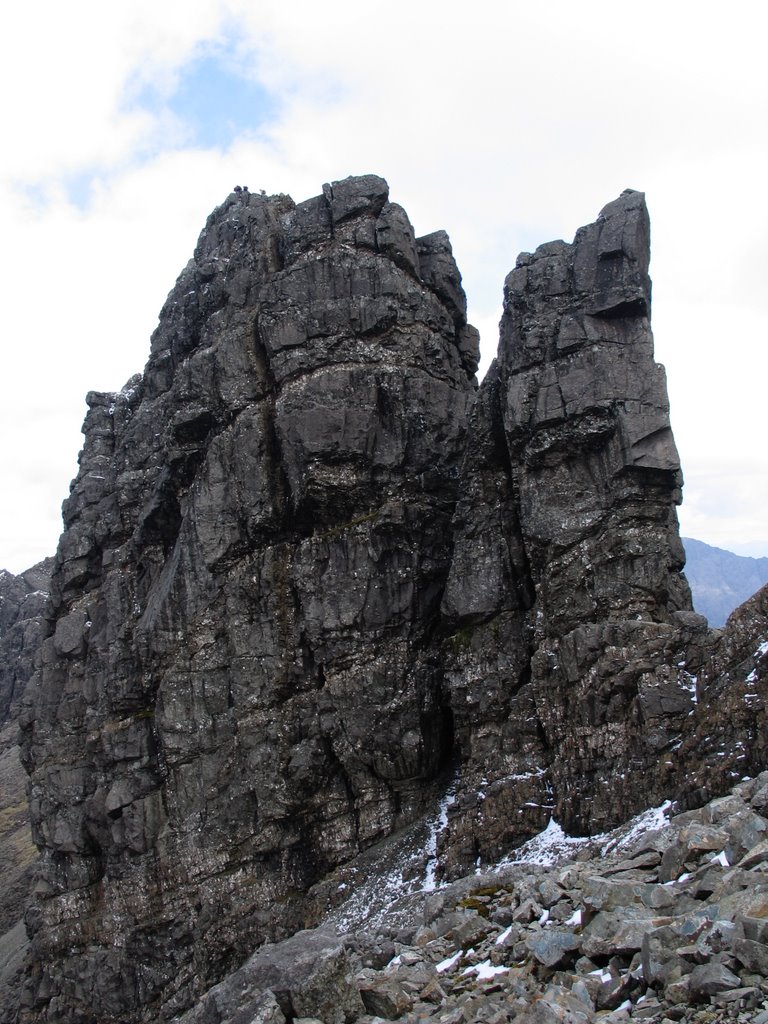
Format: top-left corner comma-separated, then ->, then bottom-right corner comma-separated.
688,961 -> 743,999
581,876 -> 649,913
515,1000 -> 590,1024
524,928 -> 581,968
603,850 -> 662,874
230,991 -> 287,1024
188,929 -> 364,1024
659,824 -> 730,882
641,924 -> 691,987
579,910 -> 666,958
740,915 -> 768,943
449,913 -> 494,948
709,985 -> 763,1010
733,936 -> 768,974
663,974 -> 691,1005
513,899 -> 544,924
737,838 -> 768,869
357,972 -> 412,1019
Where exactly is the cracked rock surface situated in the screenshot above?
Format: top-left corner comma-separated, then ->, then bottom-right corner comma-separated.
12,178 -> 768,1023
0,561 -> 50,1022
18,176 -> 477,1023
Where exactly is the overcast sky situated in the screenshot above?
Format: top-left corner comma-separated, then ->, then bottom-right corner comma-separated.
1,0 -> 766,575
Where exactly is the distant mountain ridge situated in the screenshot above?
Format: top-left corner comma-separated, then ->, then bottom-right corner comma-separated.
684,536 -> 768,627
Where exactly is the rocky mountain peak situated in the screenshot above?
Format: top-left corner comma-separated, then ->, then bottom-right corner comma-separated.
12,178 -> 767,1024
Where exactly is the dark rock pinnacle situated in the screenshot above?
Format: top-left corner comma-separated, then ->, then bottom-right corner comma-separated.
18,175 -> 478,1023
13,179 -> 767,1024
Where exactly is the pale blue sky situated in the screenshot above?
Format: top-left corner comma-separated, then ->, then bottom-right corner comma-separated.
132,48 -> 279,152
1,0 -> 766,573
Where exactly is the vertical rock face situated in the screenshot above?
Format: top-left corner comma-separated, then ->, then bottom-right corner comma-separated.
0,561 -> 51,1020
440,190 -> 703,870
498,189 -> 689,627
16,180 -> 767,1024
0,561 -> 52,726
19,176 -> 478,1023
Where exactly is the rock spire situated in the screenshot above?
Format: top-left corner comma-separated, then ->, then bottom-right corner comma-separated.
14,178 -> 767,1023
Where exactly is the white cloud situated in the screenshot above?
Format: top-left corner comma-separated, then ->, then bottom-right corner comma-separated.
1,1 -> 766,572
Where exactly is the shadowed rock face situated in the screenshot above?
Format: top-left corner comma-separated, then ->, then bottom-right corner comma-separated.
15,180 -> 767,1024
0,561 -> 51,1022
0,561 -> 52,727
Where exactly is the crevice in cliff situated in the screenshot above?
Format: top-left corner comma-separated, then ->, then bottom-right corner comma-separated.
321,736 -> 361,851
245,317 -> 293,543
485,369 -> 536,617
593,297 -> 648,320
435,705 -> 457,775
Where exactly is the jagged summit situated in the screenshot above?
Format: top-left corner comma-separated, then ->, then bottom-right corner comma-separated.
13,178 -> 768,1023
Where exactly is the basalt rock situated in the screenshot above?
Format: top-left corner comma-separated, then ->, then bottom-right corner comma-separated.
0,560 -> 52,726
436,190 -> 741,875
16,179 -> 768,1023
0,560 -> 51,1020
19,176 -> 477,1023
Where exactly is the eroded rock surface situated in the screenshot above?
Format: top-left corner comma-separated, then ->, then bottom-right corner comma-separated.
0,560 -> 51,726
0,561 -> 50,1021
19,176 -> 477,1023
440,189 -> 713,870
15,179 -> 768,1023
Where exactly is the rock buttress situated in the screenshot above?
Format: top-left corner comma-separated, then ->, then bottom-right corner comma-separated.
19,176 -> 478,1024
440,190 -> 709,872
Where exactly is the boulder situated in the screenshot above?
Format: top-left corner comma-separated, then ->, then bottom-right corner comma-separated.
688,961 -> 742,1000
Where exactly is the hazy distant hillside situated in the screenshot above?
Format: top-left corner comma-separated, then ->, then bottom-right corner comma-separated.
683,537 -> 768,627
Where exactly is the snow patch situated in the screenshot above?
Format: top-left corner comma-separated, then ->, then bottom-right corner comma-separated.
678,672 -> 698,703
501,817 -> 590,867
589,968 -> 612,983
507,767 -> 547,783
463,959 -> 508,981
324,772 -> 461,933
436,951 -> 461,973
424,775 -> 458,891
499,800 -> 673,868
